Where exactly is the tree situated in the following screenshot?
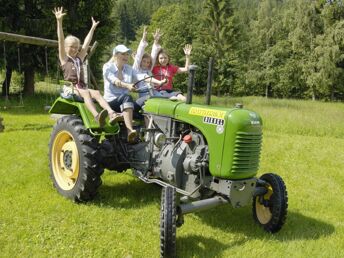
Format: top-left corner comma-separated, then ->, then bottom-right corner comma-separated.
196,0 -> 237,95
147,2 -> 200,92
314,0 -> 344,100
248,0 -> 289,97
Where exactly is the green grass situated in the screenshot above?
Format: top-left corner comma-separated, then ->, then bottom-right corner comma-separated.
0,94 -> 343,257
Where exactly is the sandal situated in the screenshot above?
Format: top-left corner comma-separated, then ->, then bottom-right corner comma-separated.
127,130 -> 137,143
109,112 -> 124,125
95,109 -> 108,128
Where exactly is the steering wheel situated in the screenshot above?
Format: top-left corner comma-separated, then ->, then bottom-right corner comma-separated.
133,74 -> 167,94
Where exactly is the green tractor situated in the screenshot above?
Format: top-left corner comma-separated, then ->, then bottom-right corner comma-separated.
48,66 -> 288,257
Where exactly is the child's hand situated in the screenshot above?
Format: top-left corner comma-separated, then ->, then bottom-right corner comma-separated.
127,84 -> 136,92
91,17 -> 100,28
142,26 -> 147,42
153,28 -> 163,43
161,78 -> 168,85
183,44 -> 192,56
53,7 -> 66,20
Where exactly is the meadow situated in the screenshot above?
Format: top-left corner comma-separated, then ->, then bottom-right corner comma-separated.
0,92 -> 343,257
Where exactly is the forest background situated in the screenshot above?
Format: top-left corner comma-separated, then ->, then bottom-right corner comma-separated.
1,0 -> 344,101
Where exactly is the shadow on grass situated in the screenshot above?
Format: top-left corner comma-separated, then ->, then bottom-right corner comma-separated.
4,123 -> 52,132
94,178 -> 161,209
92,177 -> 334,241
193,205 -> 335,241
177,234 -> 243,258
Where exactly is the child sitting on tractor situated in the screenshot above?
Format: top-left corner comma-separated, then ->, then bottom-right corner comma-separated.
53,7 -> 122,127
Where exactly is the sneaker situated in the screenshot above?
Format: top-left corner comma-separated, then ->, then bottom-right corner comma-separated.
127,130 -> 137,143
109,112 -> 124,125
95,109 -> 108,128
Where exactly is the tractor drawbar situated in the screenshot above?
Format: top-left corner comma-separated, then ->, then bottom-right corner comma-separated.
178,196 -> 228,215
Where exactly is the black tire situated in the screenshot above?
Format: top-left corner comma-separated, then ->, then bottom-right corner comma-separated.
160,186 -> 177,258
48,115 -> 104,202
253,173 -> 288,233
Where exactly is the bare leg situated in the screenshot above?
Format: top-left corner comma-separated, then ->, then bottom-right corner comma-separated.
89,89 -> 116,115
75,88 -> 98,117
122,108 -> 134,132
123,108 -> 137,142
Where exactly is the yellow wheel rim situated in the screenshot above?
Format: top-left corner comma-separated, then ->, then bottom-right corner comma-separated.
256,185 -> 273,224
51,130 -> 80,190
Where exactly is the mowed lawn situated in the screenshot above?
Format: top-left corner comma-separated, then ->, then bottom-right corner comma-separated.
0,95 -> 343,257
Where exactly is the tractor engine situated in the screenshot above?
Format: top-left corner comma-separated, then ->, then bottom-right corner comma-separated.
145,116 -> 209,198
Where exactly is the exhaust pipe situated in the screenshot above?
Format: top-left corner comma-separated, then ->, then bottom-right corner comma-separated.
186,65 -> 197,104
206,57 -> 214,105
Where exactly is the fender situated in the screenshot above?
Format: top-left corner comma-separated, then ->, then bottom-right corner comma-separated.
49,97 -> 119,133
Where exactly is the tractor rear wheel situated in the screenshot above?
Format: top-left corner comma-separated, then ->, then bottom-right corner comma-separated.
49,115 -> 103,202
160,186 -> 177,258
253,173 -> 288,233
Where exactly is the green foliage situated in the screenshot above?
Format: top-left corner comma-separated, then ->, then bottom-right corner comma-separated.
2,0 -> 344,100
147,3 -> 200,92
233,0 -> 344,100
197,0 -> 237,95
0,70 -> 24,94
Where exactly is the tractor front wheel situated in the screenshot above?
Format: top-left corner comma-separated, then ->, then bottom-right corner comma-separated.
253,173 -> 288,233
49,115 -> 103,202
160,186 -> 177,258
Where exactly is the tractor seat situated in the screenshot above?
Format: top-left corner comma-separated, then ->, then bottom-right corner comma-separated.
60,91 -> 85,102
60,85 -> 96,103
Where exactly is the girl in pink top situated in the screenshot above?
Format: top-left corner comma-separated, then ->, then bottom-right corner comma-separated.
152,44 -> 192,101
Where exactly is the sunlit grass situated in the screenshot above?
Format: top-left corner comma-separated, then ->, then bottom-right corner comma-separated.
0,92 -> 343,257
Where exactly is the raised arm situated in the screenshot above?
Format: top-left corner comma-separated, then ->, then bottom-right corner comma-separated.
53,7 -> 67,65
150,28 -> 162,69
79,17 -> 99,61
178,44 -> 192,73
133,26 -> 148,71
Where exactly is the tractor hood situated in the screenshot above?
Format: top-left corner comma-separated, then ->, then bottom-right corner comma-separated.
144,98 -> 262,179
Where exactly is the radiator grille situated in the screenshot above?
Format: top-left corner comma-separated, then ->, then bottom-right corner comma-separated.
231,131 -> 262,174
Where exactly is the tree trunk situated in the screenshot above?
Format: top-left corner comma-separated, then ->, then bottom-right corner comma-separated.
1,66 -> 12,97
330,88 -> 335,101
311,87 -> 316,101
23,67 -> 35,96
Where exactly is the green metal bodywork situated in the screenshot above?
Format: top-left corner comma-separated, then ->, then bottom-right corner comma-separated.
49,96 -> 263,180
144,98 -> 263,180
48,97 -> 119,134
